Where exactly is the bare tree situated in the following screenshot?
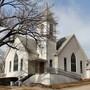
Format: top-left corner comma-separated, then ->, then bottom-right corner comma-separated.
0,49 -> 5,73
0,0 -> 47,48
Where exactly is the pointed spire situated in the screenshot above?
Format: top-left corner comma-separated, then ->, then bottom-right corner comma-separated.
44,3 -> 53,19
44,3 -> 57,24
45,2 -> 49,10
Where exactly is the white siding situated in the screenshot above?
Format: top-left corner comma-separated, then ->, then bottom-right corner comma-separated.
5,37 -> 29,77
57,37 -> 87,79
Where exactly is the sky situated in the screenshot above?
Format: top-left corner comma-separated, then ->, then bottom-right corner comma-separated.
42,0 -> 90,59
0,0 -> 90,59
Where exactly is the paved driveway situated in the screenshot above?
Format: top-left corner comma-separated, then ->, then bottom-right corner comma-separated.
61,85 -> 90,90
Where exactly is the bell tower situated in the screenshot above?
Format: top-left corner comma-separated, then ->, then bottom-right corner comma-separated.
41,3 -> 57,40
37,3 -> 57,67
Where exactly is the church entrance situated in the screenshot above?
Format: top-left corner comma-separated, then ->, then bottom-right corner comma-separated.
39,62 -> 44,73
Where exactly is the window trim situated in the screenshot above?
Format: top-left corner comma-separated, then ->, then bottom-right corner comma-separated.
13,53 -> 18,71
71,53 -> 76,72
49,59 -> 52,67
49,24 -> 53,35
80,61 -> 83,73
40,24 -> 44,34
64,57 -> 67,71
9,61 -> 11,72
20,59 -> 23,71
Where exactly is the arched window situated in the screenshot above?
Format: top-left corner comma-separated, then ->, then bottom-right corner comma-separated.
71,53 -> 76,72
13,53 -> 18,71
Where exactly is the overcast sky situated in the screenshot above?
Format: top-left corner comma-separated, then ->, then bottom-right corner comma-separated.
1,0 -> 90,59
43,0 -> 90,59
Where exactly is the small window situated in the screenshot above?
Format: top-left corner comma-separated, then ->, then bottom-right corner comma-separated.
50,59 -> 52,67
40,24 -> 44,34
9,61 -> 11,72
80,61 -> 83,73
64,58 -> 67,71
49,24 -> 53,35
20,59 -> 23,71
13,54 -> 18,71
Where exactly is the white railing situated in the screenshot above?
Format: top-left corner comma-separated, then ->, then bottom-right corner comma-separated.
45,67 -> 81,80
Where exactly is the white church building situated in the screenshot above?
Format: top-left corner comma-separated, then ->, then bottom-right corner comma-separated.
4,4 -> 88,85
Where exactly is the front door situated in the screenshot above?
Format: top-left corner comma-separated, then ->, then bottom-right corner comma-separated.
39,62 -> 44,73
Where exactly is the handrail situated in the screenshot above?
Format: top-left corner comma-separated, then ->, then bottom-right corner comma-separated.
34,67 -> 81,80
45,67 -> 81,80
13,67 -> 81,86
13,74 -> 34,86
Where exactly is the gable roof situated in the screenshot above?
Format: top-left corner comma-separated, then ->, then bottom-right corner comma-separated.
56,37 -> 67,50
55,35 -> 88,60
18,36 -> 38,55
56,35 -> 73,52
4,36 -> 38,60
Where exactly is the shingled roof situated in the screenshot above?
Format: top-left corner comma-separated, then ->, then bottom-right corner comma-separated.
56,37 -> 66,50
56,35 -> 73,51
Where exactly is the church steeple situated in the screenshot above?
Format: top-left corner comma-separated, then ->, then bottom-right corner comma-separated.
44,3 -> 52,19
43,3 -> 57,41
37,3 -> 57,64
38,3 -> 57,41
44,3 -> 57,24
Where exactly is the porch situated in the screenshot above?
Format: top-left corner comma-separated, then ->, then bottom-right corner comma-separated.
23,68 -> 82,85
28,58 -> 47,74
28,59 -> 81,80
12,66 -> 82,85
13,58 -> 82,85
